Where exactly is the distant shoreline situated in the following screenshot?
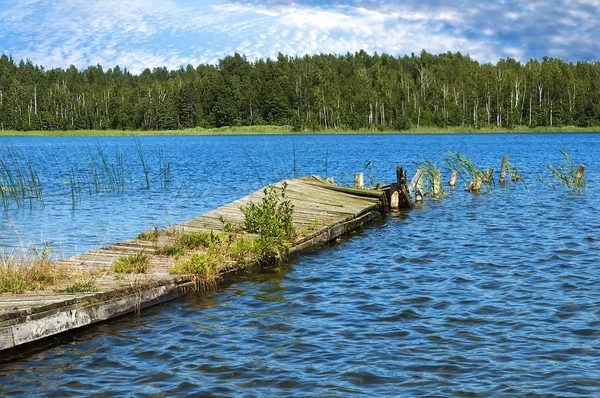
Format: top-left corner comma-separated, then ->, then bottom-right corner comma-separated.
1,125 -> 599,137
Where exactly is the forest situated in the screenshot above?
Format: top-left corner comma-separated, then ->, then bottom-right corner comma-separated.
1,50 -> 600,131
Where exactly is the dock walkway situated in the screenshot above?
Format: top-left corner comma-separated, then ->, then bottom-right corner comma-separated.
0,177 -> 387,352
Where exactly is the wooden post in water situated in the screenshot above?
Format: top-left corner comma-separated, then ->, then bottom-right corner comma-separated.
466,175 -> 481,192
390,190 -> 399,208
408,169 -> 424,193
499,156 -> 508,184
354,173 -> 364,189
485,168 -> 494,183
448,171 -> 457,187
574,164 -> 585,186
395,165 -> 415,208
416,172 -> 424,202
408,169 -> 425,202
433,169 -> 441,198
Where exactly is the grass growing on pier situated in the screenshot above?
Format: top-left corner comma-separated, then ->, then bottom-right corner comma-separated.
0,258 -> 57,294
112,252 -> 151,273
60,279 -> 99,293
155,244 -> 185,258
178,231 -> 227,249
138,224 -> 160,241
0,244 -> 59,293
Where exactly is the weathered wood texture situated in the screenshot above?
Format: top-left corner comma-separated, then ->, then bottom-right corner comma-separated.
395,165 -> 415,209
448,171 -> 458,187
0,177 -> 386,351
575,164 -> 585,186
499,156 -> 509,184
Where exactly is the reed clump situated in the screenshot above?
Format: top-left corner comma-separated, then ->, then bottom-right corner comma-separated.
535,145 -> 588,192
444,152 -> 493,194
0,138 -> 175,211
0,145 -> 44,210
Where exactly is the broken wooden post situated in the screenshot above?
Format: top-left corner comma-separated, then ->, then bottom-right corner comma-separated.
415,171 -> 424,202
499,156 -> 508,184
407,169 -> 424,203
391,190 -> 399,208
395,165 -> 415,208
485,168 -> 494,183
448,171 -> 457,187
433,169 -> 441,198
408,169 -> 424,193
574,164 -> 585,186
354,173 -> 364,189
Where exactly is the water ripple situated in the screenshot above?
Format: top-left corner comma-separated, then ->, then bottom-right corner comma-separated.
2,133 -> 600,396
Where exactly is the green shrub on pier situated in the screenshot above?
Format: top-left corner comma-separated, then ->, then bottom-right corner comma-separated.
241,182 -> 296,262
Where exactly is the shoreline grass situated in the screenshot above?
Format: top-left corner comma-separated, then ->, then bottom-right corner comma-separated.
1,124 -> 599,136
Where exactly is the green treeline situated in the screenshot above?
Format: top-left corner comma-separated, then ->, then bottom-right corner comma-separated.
1,50 -> 600,132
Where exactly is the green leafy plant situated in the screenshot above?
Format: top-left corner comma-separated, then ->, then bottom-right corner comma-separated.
170,183 -> 296,279
241,183 -> 295,262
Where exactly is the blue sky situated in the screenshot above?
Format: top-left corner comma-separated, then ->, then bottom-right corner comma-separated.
0,0 -> 597,73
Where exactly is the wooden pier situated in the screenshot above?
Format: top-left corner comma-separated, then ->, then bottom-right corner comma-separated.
0,176 -> 388,352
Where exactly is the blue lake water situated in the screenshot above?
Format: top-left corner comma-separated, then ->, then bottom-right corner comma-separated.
1,133 -> 599,396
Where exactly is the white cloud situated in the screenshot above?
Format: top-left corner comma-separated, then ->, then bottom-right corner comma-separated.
0,0 -> 599,73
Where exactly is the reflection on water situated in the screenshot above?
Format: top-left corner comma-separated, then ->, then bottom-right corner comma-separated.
1,133 -> 599,395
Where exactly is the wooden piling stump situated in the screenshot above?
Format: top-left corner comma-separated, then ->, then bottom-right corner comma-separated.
395,165 -> 415,208
574,164 -> 585,186
486,168 -> 494,183
433,169 -> 441,198
415,170 -> 424,202
499,156 -> 508,184
448,171 -> 457,187
354,173 -> 364,189
408,169 -> 424,194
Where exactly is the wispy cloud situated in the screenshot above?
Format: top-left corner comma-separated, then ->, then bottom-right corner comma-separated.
0,0 -> 598,73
